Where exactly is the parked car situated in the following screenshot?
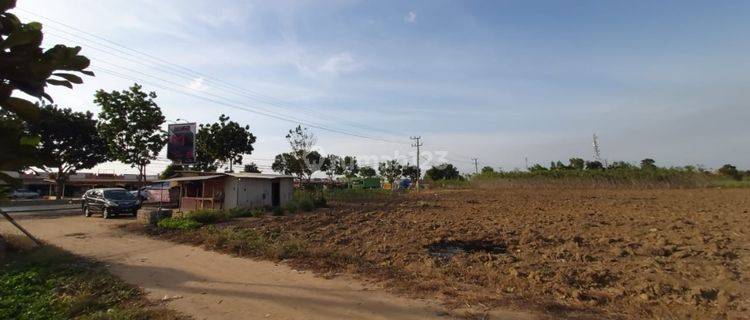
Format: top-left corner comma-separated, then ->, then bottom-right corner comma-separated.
81,188 -> 140,219
9,189 -> 40,199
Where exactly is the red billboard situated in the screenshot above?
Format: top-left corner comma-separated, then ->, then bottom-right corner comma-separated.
167,123 -> 196,164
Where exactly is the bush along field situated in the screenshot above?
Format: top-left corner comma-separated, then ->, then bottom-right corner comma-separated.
0,245 -> 187,320
155,191 -> 330,231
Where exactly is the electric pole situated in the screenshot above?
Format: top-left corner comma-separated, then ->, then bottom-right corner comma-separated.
524,156 -> 529,171
472,158 -> 479,174
410,136 -> 423,191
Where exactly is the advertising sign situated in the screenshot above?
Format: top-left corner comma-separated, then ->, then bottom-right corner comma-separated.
167,123 -> 196,164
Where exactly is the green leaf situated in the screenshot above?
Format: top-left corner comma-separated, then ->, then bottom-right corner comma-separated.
46,79 -> 73,88
2,29 -> 41,49
19,134 -> 40,146
0,97 -> 39,121
52,73 -> 83,84
26,21 -> 42,31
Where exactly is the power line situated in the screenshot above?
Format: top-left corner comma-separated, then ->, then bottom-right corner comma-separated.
25,9 -> 414,139
93,66 -> 408,145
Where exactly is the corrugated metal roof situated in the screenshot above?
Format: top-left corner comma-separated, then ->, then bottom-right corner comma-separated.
162,173 -> 293,182
224,172 -> 294,179
164,175 -> 225,182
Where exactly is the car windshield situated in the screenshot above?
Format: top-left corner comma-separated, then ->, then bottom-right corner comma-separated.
103,190 -> 135,200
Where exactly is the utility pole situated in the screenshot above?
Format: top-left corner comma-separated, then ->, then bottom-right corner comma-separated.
471,158 -> 479,174
524,156 -> 529,171
410,136 -> 423,191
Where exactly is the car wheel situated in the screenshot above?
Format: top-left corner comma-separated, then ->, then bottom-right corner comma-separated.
102,208 -> 110,219
84,206 -> 91,217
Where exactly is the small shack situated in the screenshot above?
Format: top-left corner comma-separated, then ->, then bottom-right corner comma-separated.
165,172 -> 294,212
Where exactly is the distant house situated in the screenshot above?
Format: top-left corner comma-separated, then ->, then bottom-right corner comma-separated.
163,172 -> 294,212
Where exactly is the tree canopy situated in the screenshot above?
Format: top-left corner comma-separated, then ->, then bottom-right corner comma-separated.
359,166 -> 377,178
378,160 -> 403,184
194,114 -> 256,172
27,105 -> 108,197
272,125 -> 321,180
159,163 -> 184,180
243,163 -> 261,173
341,156 -> 359,178
425,163 -> 460,180
321,154 -> 343,181
94,83 -> 166,184
402,164 -> 421,182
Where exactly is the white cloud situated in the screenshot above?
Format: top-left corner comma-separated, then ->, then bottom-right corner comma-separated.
317,52 -> 362,76
186,77 -> 207,91
404,11 -> 417,23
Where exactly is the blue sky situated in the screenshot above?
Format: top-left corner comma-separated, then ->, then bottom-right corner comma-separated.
15,0 -> 750,174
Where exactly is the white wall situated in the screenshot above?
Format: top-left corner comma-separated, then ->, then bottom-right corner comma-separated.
223,178 -> 293,209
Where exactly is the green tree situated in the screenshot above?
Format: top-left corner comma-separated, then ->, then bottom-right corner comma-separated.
272,152 -> 299,177
321,154 -> 343,181
402,164 -> 421,182
159,164 -> 184,179
359,166 -> 377,178
608,161 -> 635,170
194,114 -> 256,172
529,164 -> 548,172
378,160 -> 403,184
0,1 -> 93,196
243,163 -> 261,173
481,166 -> 495,174
718,164 -> 742,180
569,158 -> 585,170
281,125 -> 321,180
341,156 -> 359,178
0,112 -> 35,197
640,158 -> 657,170
27,105 -> 108,197
425,163 -> 460,181
95,84 -> 166,184
271,150 -> 321,179
585,161 -> 604,170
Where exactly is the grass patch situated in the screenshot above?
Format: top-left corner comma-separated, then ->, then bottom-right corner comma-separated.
0,246 -> 185,320
157,217 -> 203,230
185,209 -> 229,224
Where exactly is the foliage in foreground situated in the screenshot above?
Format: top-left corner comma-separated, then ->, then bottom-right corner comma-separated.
0,246 -> 184,320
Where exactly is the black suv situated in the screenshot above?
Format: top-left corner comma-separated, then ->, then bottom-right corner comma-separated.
81,188 -> 140,219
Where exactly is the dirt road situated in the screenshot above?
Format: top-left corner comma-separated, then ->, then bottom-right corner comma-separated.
2,214 -> 537,320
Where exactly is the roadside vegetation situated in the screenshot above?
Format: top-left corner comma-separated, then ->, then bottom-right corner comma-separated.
0,244 -> 186,320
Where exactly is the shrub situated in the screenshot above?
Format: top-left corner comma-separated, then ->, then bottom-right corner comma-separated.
186,209 -> 228,224
313,194 -> 327,208
299,198 -> 314,212
227,207 -> 252,218
157,217 -> 202,230
285,201 -> 299,214
250,208 -> 265,218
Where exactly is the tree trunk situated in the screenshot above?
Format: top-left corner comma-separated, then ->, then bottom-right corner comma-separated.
138,164 -> 147,187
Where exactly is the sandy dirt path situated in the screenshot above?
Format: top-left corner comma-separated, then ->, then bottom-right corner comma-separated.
3,214 -> 537,320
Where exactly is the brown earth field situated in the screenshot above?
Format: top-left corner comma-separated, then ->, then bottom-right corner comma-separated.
132,188 -> 750,319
